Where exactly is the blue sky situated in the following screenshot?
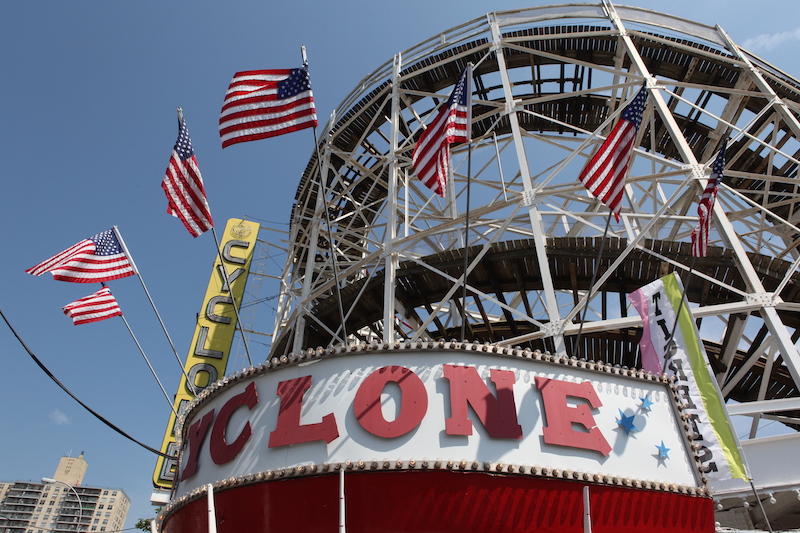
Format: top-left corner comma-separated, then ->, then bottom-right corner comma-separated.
2,0 -> 800,529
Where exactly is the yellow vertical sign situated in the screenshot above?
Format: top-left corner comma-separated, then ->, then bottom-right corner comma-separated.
152,218 -> 260,490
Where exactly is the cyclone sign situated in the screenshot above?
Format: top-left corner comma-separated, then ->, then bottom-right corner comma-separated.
172,345 -> 702,499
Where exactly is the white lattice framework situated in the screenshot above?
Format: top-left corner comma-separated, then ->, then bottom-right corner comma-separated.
269,3 -> 800,455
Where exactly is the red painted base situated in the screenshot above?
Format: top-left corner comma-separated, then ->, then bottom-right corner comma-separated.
162,471 -> 714,533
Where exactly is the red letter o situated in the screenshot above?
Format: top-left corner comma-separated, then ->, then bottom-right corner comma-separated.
354,366 -> 427,438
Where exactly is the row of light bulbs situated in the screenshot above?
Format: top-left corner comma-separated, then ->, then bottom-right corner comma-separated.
715,488 -> 800,510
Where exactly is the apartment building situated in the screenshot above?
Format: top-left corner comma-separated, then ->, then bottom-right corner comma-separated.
0,454 -> 129,533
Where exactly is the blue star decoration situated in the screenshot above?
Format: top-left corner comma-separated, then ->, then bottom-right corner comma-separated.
616,409 -> 638,435
640,394 -> 654,411
656,441 -> 670,459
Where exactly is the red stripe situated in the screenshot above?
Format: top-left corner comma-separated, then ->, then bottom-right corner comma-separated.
222,120 -> 318,149
164,156 -> 213,236
26,240 -> 94,276
229,69 -> 291,80
220,90 -> 282,114
220,96 -> 315,123
52,271 -> 134,283
220,109 -> 318,138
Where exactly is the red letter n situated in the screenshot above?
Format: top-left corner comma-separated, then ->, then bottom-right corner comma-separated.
443,364 -> 522,439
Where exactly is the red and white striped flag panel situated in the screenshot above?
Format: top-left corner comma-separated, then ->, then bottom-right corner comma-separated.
578,86 -> 648,221
219,67 -> 318,148
25,228 -> 136,283
691,141 -> 727,257
412,66 -> 472,197
62,287 -> 122,325
163,116 -> 213,237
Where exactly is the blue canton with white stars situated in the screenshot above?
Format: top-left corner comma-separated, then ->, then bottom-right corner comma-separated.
278,68 -> 312,99
448,68 -> 469,107
620,86 -> 648,129
708,141 -> 726,186
89,229 -> 124,256
174,119 -> 195,162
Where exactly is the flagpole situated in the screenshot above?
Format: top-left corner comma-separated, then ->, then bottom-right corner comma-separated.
306,46 -> 348,344
460,143 -> 472,342
663,140 -> 727,373
209,227 -> 254,367
572,210 -> 613,358
662,257 -> 696,374
460,64 -> 474,342
118,312 -> 178,416
659,272 -> 771,530
112,226 -> 195,391
310,128 -> 348,344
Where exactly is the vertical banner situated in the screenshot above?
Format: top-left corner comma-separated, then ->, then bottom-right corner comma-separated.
152,218 -> 260,490
629,272 -> 746,481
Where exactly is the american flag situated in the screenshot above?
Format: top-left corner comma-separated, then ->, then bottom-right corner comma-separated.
163,115 -> 214,237
691,141 -> 727,257
219,66 -> 318,148
578,85 -> 649,221
26,228 -> 136,283
62,287 -> 122,325
412,66 -> 472,197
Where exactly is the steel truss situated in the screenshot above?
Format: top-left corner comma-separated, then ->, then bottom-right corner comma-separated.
270,3 -> 800,472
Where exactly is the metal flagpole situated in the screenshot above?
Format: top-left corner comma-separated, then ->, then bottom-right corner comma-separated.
310,126 -> 348,343
662,257 -> 696,374
117,308 -> 178,416
112,226 -> 195,391
572,210 -> 614,358
174,107 -> 253,368
460,142 -> 472,342
583,485 -> 592,533
305,45 -> 348,344
339,467 -> 346,533
209,227 -> 254,367
459,64 -> 474,341
206,484 -> 218,533
660,272 -> 773,532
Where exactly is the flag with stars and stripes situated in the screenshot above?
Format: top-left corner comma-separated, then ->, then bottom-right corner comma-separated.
163,115 -> 214,237
578,85 -> 649,221
412,65 -> 472,197
219,66 -> 318,148
62,287 -> 122,325
26,228 -> 136,283
691,141 -> 727,257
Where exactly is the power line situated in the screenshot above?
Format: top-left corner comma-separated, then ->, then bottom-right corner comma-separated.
0,307 -> 175,460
